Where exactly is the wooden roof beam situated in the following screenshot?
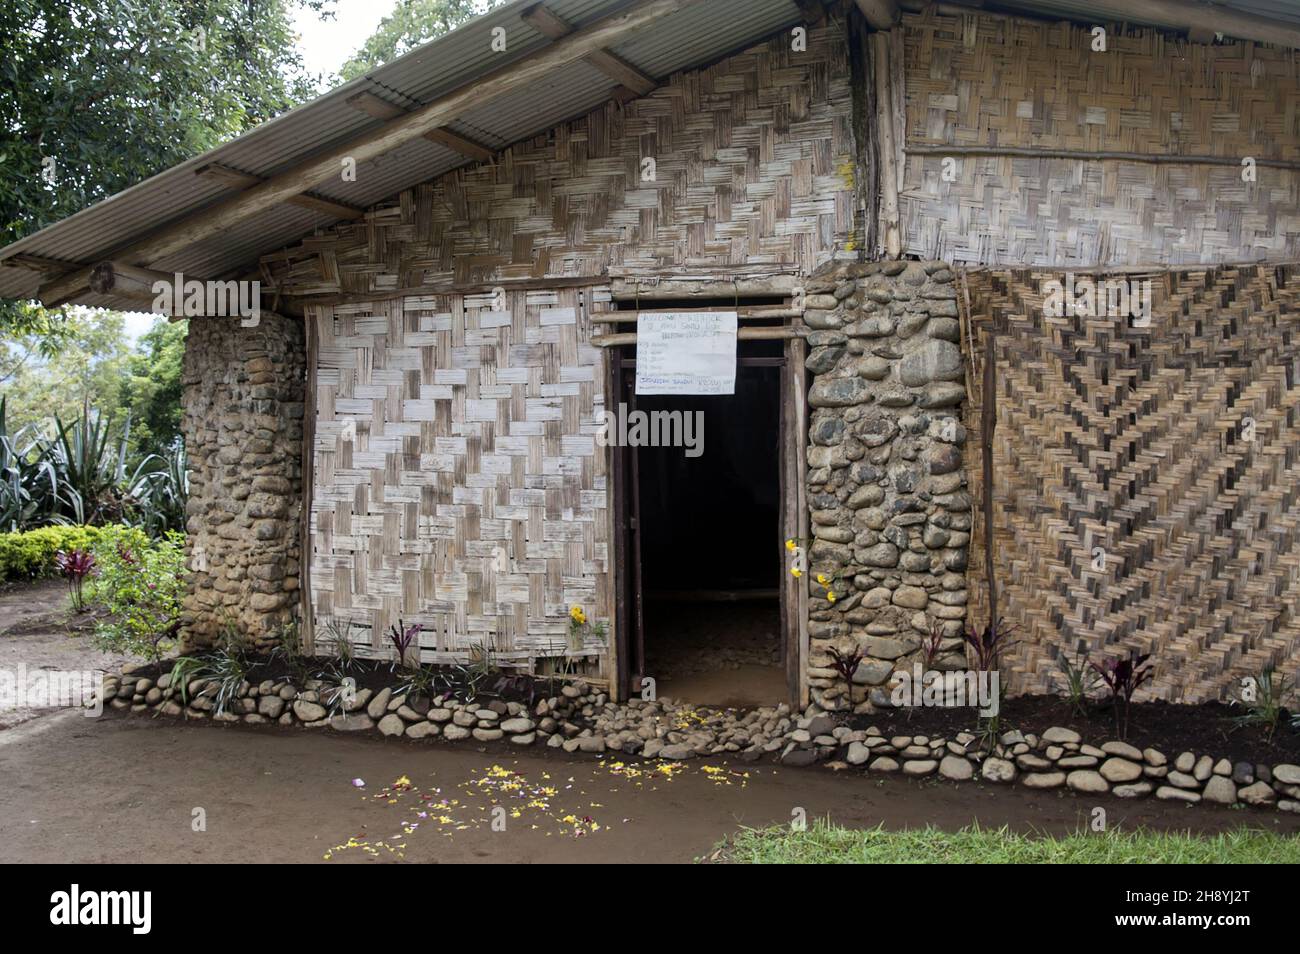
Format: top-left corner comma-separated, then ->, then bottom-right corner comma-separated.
346,91 -> 497,162
853,0 -> 899,30
195,163 -> 365,220
95,0 -> 689,271
520,3 -> 658,96
41,259 -> 299,318
918,0 -> 1300,49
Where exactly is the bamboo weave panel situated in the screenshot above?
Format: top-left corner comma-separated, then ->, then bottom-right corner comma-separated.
264,23 -> 856,296
966,266 -> 1300,703
899,11 -> 1300,266
309,288 -> 610,665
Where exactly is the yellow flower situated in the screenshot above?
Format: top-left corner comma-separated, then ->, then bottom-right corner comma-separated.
827,591 -> 837,603
569,605 -> 587,625
785,539 -> 796,552
790,567 -> 803,578
816,573 -> 830,585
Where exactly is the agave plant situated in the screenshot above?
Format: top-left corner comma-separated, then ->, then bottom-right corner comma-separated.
54,549 -> 96,613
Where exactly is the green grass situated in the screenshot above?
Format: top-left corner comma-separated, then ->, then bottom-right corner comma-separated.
715,820 -> 1300,864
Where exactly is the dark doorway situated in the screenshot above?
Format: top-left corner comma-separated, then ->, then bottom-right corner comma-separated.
612,340 -> 787,707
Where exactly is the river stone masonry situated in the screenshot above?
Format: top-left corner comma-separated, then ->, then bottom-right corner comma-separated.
802,259 -> 969,711
181,313 -> 306,651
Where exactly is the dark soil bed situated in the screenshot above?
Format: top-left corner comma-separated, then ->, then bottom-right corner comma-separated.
851,696 -> 1300,766
133,653 -> 562,707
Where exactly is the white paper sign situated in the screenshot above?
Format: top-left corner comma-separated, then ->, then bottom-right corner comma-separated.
635,311 -> 737,395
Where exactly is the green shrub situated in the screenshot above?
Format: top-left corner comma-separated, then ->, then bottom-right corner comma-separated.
85,526 -> 188,660
0,524 -> 104,580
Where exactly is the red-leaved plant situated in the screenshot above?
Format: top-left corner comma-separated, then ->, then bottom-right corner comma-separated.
827,644 -> 865,712
387,619 -> 421,671
1091,652 -> 1153,740
55,549 -> 96,613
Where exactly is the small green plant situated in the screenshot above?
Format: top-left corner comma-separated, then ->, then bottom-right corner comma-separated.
85,526 -> 187,662
395,663 -> 443,702
270,619 -> 312,684
1056,649 -> 1101,717
167,655 -> 207,706
1228,665 -> 1292,741
199,641 -> 249,717
456,639 -> 500,702
319,615 -> 358,670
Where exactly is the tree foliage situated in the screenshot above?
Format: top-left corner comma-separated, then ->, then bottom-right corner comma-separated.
337,0 -> 499,82
0,0 -> 331,248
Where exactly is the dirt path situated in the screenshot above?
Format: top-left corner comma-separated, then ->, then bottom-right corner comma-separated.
2,711 -> 1294,864
0,580 -> 140,729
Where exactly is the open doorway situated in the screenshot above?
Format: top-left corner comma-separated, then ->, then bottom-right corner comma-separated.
612,338 -> 790,708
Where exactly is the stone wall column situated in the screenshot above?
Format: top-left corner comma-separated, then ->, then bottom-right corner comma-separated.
803,260 -> 970,711
180,314 -> 306,651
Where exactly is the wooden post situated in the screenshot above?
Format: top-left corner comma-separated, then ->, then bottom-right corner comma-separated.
300,308 -> 320,653
982,331 -> 997,623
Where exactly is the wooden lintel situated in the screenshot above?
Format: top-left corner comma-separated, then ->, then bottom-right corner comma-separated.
592,326 -> 802,347
522,3 -> 657,96
196,163 -> 364,220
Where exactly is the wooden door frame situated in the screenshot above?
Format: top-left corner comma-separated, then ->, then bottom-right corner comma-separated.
608,340 -> 807,707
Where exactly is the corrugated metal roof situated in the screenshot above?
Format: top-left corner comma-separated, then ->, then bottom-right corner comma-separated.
0,0 -> 807,310
6,0 -> 1294,310
1007,0 -> 1300,28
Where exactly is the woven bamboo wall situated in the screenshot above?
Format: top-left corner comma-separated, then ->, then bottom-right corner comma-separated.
287,20 -> 860,671
264,22 -> 856,298
309,287 -> 611,668
964,265 -> 1300,703
899,10 -> 1300,266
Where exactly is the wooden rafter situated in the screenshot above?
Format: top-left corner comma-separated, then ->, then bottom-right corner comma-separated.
346,91 -> 497,162
195,163 -> 364,220
521,3 -> 657,96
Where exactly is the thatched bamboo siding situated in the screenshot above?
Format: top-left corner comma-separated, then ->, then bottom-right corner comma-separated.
263,23 -> 856,300
964,265 -> 1300,702
899,11 -> 1300,266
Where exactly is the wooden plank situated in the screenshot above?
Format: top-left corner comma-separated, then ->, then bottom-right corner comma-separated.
871,30 -> 902,258
790,335 -> 809,708
981,329 -> 996,624
903,144 -> 1300,170
196,163 -> 365,220
301,308 -> 320,653
521,3 -> 657,96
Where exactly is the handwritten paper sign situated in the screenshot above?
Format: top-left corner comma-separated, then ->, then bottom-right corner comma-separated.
635,311 -> 738,395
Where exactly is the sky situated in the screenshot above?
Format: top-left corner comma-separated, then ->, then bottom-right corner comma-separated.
293,0 -> 403,84
122,0 -> 402,343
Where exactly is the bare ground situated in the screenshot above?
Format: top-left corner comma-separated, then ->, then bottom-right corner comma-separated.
0,579 -> 139,729
1,581 -> 1296,864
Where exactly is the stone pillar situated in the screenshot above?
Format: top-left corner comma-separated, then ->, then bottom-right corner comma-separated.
180,314 -> 306,651
803,260 -> 969,711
